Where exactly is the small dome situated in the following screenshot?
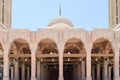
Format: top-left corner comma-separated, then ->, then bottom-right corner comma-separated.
48,16 -> 74,27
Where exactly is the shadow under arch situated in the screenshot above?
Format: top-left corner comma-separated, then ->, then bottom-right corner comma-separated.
9,38 -> 31,80
36,38 -> 59,80
63,38 -> 86,80
36,38 -> 58,54
91,37 -> 114,80
64,38 -> 86,54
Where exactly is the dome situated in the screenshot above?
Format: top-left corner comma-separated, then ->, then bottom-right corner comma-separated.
48,16 -> 74,27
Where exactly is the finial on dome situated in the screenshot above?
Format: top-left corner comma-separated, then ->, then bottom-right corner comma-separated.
59,4 -> 61,16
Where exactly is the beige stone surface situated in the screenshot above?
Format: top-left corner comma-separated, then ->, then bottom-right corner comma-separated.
0,0 -> 120,80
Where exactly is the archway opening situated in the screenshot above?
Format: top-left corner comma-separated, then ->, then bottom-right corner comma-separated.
63,38 -> 86,80
9,38 -> 31,80
91,38 -> 114,80
36,38 -> 59,80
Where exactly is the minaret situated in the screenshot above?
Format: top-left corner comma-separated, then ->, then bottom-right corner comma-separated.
0,0 -> 11,29
109,0 -> 120,28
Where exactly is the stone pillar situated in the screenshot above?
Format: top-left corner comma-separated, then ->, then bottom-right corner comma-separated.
22,63 -> 25,80
41,64 -> 43,80
108,66 -> 112,80
58,46 -> 64,80
31,47 -> 36,80
73,67 -> 76,80
10,66 -> 13,80
104,60 -> 108,80
86,48 -> 92,80
113,46 -> 119,80
3,48 -> 9,80
78,64 -> 81,80
75,66 -> 78,80
73,66 -> 77,80
82,61 -> 85,80
97,63 -> 100,80
43,66 -> 45,80
27,67 -> 30,80
92,66 -> 95,80
14,60 -> 19,80
44,67 -> 46,80
37,60 -> 40,80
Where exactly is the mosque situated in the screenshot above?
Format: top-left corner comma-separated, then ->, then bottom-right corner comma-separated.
0,0 -> 120,80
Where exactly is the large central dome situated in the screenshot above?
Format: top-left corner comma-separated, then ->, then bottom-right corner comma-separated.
48,16 -> 74,27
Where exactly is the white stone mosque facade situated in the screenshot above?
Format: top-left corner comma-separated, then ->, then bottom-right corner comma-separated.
0,0 -> 120,80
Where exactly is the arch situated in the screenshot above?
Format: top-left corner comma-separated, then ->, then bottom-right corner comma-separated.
92,37 -> 114,54
8,38 -> 31,80
91,37 -> 114,80
36,38 -> 58,54
64,38 -> 86,54
9,38 -> 31,54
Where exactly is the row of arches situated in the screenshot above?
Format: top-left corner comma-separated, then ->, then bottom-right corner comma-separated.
0,37 -> 114,55
0,37 -> 118,80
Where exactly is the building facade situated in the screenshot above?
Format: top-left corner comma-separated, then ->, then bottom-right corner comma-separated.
0,0 -> 120,80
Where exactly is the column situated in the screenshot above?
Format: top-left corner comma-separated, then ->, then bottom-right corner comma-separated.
58,45 -> 64,80
74,66 -> 77,80
41,64 -> 43,80
73,66 -> 76,80
78,64 -> 81,80
92,66 -> 95,80
37,60 -> 40,80
97,63 -> 100,80
27,67 -> 30,80
31,47 -> 36,80
14,60 -> 19,80
86,48 -> 92,80
81,61 -> 85,80
104,60 -> 108,80
43,66 -> 45,80
75,66 -> 78,80
22,63 -> 25,80
10,66 -> 13,80
114,46 -> 119,80
108,66 -> 112,80
3,48 -> 9,80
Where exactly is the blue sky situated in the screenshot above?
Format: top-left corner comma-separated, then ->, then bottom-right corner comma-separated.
12,0 -> 108,30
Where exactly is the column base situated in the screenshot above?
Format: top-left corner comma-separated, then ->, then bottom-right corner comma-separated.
3,76 -> 9,80
86,76 -> 92,80
58,76 -> 64,80
31,77 -> 36,80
